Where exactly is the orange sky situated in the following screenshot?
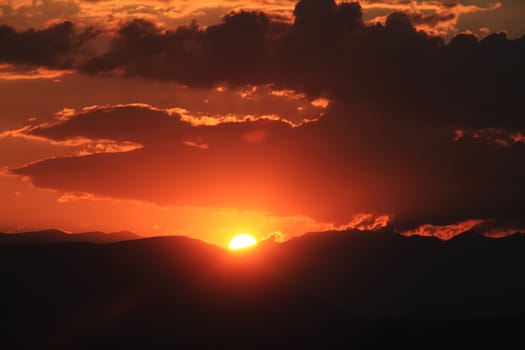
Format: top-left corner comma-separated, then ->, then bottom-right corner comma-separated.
1,0 -> 524,246
0,77 -> 343,245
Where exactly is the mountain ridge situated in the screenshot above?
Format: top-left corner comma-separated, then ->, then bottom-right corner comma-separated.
0,229 -> 140,246
1,227 -> 523,248
2,228 -> 525,347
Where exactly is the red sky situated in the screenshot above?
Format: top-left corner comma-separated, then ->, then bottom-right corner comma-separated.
1,0 -> 524,246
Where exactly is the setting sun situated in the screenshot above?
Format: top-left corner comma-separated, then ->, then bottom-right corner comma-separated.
228,234 -> 257,250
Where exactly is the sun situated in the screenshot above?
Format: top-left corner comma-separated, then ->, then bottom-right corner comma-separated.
228,234 -> 257,250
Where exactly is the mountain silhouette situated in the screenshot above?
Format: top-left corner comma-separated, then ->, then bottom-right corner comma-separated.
0,229 -> 139,246
1,230 -> 524,348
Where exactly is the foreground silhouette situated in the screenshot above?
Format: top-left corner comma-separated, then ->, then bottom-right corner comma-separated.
1,230 -> 525,348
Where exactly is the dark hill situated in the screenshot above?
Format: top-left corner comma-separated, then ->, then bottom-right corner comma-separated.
1,230 -> 524,348
0,229 -> 140,246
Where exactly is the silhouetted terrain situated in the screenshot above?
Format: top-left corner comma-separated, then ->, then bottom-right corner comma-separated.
1,230 -> 525,348
0,229 -> 139,246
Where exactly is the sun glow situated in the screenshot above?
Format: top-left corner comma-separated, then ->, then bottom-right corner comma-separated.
228,234 -> 257,250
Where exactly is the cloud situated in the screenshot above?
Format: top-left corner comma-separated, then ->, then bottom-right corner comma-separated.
0,0 -> 81,29
403,217 -> 525,240
364,1 -> 503,35
0,63 -> 72,80
3,1 -> 512,39
63,1 -> 521,134
454,128 -> 525,147
81,11 -> 275,86
0,20 -> 96,68
403,219 -> 485,240
56,191 -> 109,203
1,2 -> 522,114
341,214 -> 391,231
9,99 -> 525,234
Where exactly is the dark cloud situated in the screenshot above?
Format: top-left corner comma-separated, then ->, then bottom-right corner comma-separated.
1,1 -> 523,126
13,102 -> 525,232
407,11 -> 456,27
74,1 -> 523,131
30,105 -> 191,143
81,11 -> 275,86
0,21 -> 96,68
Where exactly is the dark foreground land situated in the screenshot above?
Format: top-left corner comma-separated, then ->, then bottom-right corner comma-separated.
1,229 -> 525,348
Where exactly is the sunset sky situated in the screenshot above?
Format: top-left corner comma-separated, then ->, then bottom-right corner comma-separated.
1,0 -> 523,246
